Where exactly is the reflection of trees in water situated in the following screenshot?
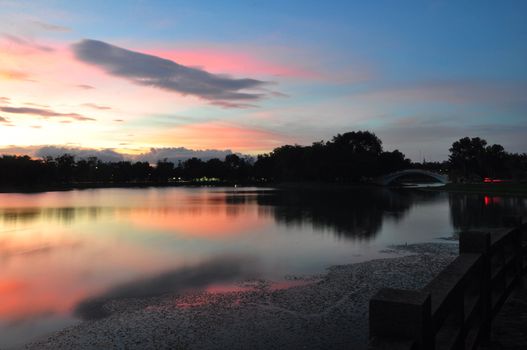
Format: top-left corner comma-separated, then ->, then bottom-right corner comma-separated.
0,207 -> 106,225
0,188 -> 454,241
233,188 -> 444,240
449,194 -> 527,230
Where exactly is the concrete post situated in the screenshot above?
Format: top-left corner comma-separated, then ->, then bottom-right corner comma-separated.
459,231 -> 491,344
369,288 -> 433,350
503,217 -> 523,288
511,228 -> 524,289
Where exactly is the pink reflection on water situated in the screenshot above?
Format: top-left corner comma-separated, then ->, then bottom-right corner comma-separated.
123,205 -> 266,238
0,188 -> 271,342
171,279 -> 319,309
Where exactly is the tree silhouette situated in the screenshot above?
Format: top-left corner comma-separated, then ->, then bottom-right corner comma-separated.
449,137 -> 488,180
331,131 -> 383,155
448,136 -> 523,181
0,131 -> 525,188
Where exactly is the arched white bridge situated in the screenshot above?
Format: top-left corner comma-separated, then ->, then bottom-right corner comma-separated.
375,169 -> 449,186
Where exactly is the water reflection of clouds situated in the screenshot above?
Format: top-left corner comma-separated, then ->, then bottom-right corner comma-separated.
0,189 -> 448,241
0,241 -> 82,260
74,255 -> 258,320
0,234 -> 179,328
0,274 -> 84,323
122,205 -> 267,238
1,188 -> 526,348
0,193 -> 267,236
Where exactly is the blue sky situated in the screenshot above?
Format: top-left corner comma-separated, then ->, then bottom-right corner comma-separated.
0,0 -> 526,160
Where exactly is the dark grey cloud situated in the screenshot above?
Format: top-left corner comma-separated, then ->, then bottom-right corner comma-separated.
209,100 -> 258,109
0,106 -> 94,121
72,39 -> 269,105
81,103 -> 111,110
74,255 -> 257,320
135,147 -> 236,163
0,145 -> 41,155
36,146 -> 124,162
0,145 -> 244,163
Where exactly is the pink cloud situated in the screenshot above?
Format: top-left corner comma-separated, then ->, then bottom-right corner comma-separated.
144,47 -> 319,79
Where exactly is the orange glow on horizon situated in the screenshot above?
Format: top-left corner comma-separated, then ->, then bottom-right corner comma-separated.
148,122 -> 288,153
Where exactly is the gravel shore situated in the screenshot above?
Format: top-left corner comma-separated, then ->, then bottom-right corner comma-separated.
26,243 -> 458,350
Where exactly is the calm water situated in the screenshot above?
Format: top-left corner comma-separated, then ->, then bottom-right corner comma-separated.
1,186 -> 526,347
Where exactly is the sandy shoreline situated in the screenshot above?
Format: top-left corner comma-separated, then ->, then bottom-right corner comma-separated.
26,243 -> 458,350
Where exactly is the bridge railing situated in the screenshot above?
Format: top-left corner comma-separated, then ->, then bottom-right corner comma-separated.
368,219 -> 527,350
375,169 -> 449,186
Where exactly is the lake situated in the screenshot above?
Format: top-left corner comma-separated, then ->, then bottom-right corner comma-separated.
1,186 -> 526,348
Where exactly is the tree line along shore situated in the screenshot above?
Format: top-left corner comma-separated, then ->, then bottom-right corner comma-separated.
1,131 -> 526,189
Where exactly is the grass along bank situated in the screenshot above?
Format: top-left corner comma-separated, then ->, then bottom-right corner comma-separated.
431,182 -> 527,197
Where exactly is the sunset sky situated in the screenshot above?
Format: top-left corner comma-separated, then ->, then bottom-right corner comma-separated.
0,0 -> 526,161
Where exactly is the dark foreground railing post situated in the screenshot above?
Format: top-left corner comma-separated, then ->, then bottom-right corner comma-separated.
521,222 -> 527,281
459,231 -> 491,344
503,217 -> 524,288
369,288 -> 433,349
368,224 -> 527,350
513,227 -> 524,289
513,218 -> 525,289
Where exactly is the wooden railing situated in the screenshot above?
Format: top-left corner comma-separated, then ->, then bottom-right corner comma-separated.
368,219 -> 527,350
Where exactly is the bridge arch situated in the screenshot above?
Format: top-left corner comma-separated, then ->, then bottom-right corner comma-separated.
376,169 -> 449,186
